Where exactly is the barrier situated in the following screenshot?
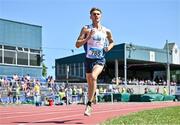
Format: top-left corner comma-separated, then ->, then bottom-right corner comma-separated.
163,95 -> 175,101
129,94 -> 142,102
141,94 -> 164,102
121,93 -> 130,102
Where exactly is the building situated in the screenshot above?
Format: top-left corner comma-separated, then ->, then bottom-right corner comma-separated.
55,42 -> 180,84
0,18 -> 42,78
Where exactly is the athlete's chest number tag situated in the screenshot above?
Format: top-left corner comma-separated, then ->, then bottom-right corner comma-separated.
89,48 -> 101,57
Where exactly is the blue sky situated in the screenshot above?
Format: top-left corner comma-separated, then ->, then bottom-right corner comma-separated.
0,0 -> 179,77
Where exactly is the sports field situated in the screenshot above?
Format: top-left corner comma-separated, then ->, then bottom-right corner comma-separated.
0,101 -> 180,125
102,106 -> 180,125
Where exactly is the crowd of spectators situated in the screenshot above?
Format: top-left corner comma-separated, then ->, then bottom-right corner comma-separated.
0,74 -> 178,106
0,74 -> 41,104
0,74 -> 88,106
111,77 -> 177,86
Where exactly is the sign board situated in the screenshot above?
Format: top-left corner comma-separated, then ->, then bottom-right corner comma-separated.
149,51 -> 155,62
175,86 -> 180,95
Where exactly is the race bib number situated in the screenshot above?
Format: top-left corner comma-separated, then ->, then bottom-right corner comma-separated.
87,48 -> 102,58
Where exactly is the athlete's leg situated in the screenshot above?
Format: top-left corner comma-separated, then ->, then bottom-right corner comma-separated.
86,73 -> 93,101
84,73 -> 93,116
90,64 -> 104,102
84,65 -> 103,116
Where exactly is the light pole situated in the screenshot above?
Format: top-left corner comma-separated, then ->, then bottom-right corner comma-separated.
66,65 -> 69,105
66,65 -> 69,84
124,43 -> 127,87
124,43 -> 136,87
166,40 -> 171,95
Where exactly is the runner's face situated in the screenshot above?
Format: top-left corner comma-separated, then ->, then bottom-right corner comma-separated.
90,10 -> 101,23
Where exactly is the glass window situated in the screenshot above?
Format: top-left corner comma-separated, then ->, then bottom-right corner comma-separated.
0,49 -> 2,63
17,52 -> 28,65
30,49 -> 40,53
30,53 -> 40,66
17,47 -> 23,51
24,48 -> 29,52
62,64 -> 66,75
75,63 -> 79,76
4,45 -> 16,50
61,64 -> 65,75
56,64 -> 60,75
4,50 -> 16,64
70,64 -> 74,76
80,63 -> 83,77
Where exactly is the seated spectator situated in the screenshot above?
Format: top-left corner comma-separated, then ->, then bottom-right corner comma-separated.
163,87 -> 168,95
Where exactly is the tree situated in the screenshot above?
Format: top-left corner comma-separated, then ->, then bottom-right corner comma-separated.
42,63 -> 47,77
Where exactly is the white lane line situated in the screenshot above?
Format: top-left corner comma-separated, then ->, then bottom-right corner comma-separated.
0,108 -> 84,119
1,103 -> 178,120
0,104 -> 138,119
35,106 -> 156,122
0,105 -> 137,120
35,104 -> 179,123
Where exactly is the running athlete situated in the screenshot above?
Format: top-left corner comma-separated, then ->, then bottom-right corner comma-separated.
75,7 -> 115,116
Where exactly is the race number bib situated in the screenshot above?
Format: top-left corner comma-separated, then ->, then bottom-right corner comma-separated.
87,48 -> 102,58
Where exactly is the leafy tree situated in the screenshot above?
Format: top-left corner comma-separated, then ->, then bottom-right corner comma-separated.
42,63 -> 47,77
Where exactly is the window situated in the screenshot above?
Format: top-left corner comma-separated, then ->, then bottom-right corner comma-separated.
4,50 -> 16,64
62,64 -> 66,75
30,49 -> 40,53
70,64 -> 74,76
0,49 -> 2,63
75,63 -> 79,76
30,53 -> 40,66
4,45 -> 16,50
17,51 -> 28,65
56,64 -> 60,75
2,45 -> 41,67
80,63 -> 83,77
17,47 -> 23,51
24,48 -> 29,52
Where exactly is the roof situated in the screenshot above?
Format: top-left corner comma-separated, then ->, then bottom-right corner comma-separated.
0,18 -> 42,28
56,43 -> 173,64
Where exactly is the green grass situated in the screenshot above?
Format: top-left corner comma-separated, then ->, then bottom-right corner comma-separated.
101,106 -> 180,125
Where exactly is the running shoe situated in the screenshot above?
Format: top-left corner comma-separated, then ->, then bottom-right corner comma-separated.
84,105 -> 92,116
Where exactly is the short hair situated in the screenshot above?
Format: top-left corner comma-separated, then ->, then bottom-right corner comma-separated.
90,7 -> 102,14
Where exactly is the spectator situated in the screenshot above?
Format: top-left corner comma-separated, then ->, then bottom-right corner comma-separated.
121,87 -> 126,94
163,87 -> 168,95
33,80 -> 41,106
7,86 -> 12,103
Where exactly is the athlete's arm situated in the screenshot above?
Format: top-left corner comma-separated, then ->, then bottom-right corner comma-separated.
105,30 -> 114,52
75,27 -> 92,48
